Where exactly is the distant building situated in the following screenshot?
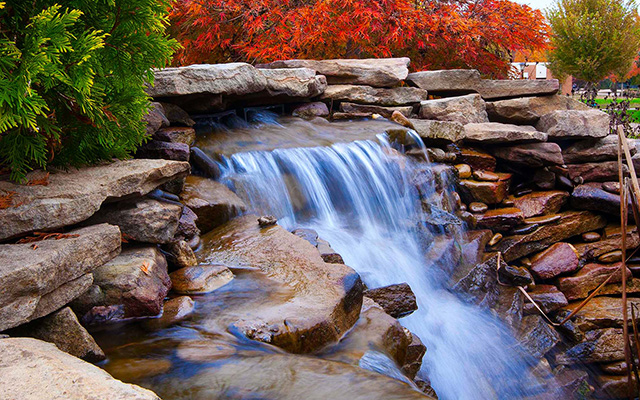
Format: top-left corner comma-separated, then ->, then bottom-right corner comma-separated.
511,62 -> 572,95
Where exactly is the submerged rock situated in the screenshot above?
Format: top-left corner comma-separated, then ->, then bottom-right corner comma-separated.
0,224 -> 121,331
169,264 -> 234,295
197,215 -> 364,353
0,159 -> 189,241
143,296 -> 195,330
364,283 -> 418,318
0,338 -> 160,400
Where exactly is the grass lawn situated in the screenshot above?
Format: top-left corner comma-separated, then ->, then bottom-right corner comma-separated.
594,98 -> 640,107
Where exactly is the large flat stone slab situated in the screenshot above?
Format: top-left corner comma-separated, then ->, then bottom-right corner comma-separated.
320,84 -> 428,106
476,79 -> 560,100
490,142 -> 563,167
197,215 -> 364,353
0,159 -> 190,241
0,338 -> 160,399
462,122 -> 547,144
494,211 -> 607,262
486,95 -> 589,124
409,119 -> 465,143
0,224 -> 121,331
258,58 -> 410,87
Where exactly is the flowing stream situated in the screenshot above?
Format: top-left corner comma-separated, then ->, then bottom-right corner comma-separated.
216,116 -> 544,399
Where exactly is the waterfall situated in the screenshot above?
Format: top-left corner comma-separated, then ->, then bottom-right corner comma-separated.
215,125 -> 544,399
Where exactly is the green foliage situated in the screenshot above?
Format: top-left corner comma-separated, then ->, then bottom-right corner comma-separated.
0,1 -> 178,182
546,0 -> 640,83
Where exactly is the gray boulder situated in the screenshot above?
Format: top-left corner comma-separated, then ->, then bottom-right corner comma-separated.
476,79 -> 559,100
258,58 -> 410,87
406,69 -> 482,95
320,85 -> 428,106
419,94 -> 489,124
486,95 -> 589,124
0,159 -> 190,241
563,134 -> 635,163
0,338 -> 160,400
463,122 -> 547,143
0,224 -> 121,331
536,109 -> 610,139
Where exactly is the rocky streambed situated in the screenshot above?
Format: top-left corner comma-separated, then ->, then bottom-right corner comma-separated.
0,58 -> 637,399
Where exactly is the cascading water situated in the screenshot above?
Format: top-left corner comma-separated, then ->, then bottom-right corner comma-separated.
215,118 -> 546,399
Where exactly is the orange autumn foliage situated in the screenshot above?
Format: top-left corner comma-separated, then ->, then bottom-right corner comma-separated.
169,0 -> 550,78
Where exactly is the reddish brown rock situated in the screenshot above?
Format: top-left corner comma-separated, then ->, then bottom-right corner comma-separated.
529,242 -> 580,280
595,374 -> 637,399
403,332 -> 427,380
495,211 -> 607,262
490,142 -> 564,168
573,228 -> 640,261
153,126 -> 196,145
459,173 -> 511,205
582,231 -> 601,242
364,283 -> 418,318
523,284 -> 568,314
557,262 -> 631,301
571,182 -> 631,217
556,328 -> 627,364
475,207 -> 525,232
472,170 -> 500,182
507,191 -> 569,218
517,315 -> 561,358
455,164 -> 472,178
179,176 -> 247,234
567,161 -> 625,183
457,148 -> 496,171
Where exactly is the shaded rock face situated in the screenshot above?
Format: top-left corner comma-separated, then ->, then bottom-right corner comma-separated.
494,211 -> 607,262
571,183 -> 630,217
562,296 -> 640,332
567,161 -> 626,183
73,247 -> 171,321
364,283 -> 418,318
507,191 -> 569,218
9,307 -> 104,362
179,176 -> 247,234
258,58 -> 410,87
136,140 -> 190,162
340,102 -> 413,118
556,328 -> 627,364
320,85 -> 428,106
486,95 -> 589,124
153,126 -> 196,145
418,94 -> 489,124
536,109 -> 609,139
143,102 -> 169,136
197,215 -> 364,353
293,102 -> 330,118
517,315 -> 561,359
84,198 -> 182,244
490,142 -> 564,167
562,134 -> 636,163
462,122 -> 547,144
0,159 -> 190,241
159,102 -> 195,127
557,262 -> 631,301
529,242 -> 580,280
523,284 -> 568,314
0,338 -> 160,400
0,224 -> 121,331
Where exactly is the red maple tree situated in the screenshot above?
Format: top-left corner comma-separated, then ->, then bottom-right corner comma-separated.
170,0 -> 549,78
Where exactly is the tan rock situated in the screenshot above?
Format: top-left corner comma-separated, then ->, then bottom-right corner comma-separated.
537,109 -> 609,139
562,296 -> 640,331
463,122 -> 547,144
0,224 -> 121,331
419,94 -> 488,124
486,95 -> 588,124
0,338 -> 160,399
0,159 -> 190,241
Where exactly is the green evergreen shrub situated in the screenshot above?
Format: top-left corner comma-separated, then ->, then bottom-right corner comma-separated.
0,1 -> 178,182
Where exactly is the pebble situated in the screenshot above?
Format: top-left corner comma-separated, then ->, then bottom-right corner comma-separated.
598,250 -> 623,264
582,231 -> 601,242
520,257 -> 532,268
488,233 -> 503,247
473,170 -> 500,182
469,202 -> 489,214
258,215 -> 278,227
602,182 -> 621,194
455,164 -> 472,179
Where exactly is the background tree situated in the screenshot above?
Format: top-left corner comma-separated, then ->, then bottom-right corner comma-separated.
0,1 -> 178,182
546,0 -> 640,84
169,0 -> 549,78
